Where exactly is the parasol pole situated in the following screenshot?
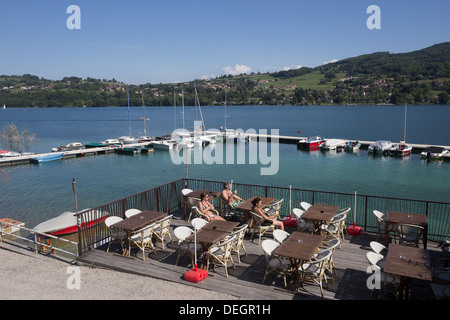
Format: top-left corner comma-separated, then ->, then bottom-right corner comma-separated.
289,185 -> 292,219
72,178 -> 78,214
347,190 -> 362,236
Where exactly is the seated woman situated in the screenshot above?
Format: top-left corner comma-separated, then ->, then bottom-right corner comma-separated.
198,193 -> 225,221
251,197 -> 284,230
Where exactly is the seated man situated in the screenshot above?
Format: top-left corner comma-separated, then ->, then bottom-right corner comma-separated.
221,182 -> 244,210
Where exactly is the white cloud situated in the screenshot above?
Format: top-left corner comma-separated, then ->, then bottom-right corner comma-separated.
222,64 -> 252,76
322,59 -> 339,65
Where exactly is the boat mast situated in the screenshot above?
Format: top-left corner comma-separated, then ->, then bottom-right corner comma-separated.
403,104 -> 407,143
173,88 -> 177,131
194,83 -> 205,132
182,89 -> 185,130
142,93 -> 147,136
127,87 -> 131,137
224,89 -> 227,130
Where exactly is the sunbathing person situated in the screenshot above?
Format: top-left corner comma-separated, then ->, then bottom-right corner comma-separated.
198,193 -> 225,221
221,182 -> 244,209
251,197 -> 284,230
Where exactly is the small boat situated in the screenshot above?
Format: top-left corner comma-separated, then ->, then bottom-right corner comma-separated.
116,147 -> 141,155
33,209 -> 108,236
99,139 -> 121,146
320,139 -> 348,151
137,136 -> 153,142
51,142 -> 84,152
344,140 -> 361,152
118,136 -> 138,144
0,218 -> 25,233
234,132 -> 249,143
32,152 -> 64,163
297,136 -> 325,150
420,146 -> 449,160
152,140 -> 177,150
389,142 -> 412,156
0,150 -> 22,157
368,140 -> 392,154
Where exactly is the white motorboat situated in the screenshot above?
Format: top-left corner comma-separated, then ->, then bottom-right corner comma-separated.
297,136 -> 325,150
420,146 -> 449,160
100,139 -> 121,146
344,140 -> 361,152
320,139 -> 348,151
152,140 -> 177,150
137,136 -> 153,142
52,142 -> 84,152
389,142 -> 412,156
0,150 -> 22,157
33,209 -> 108,236
368,140 -> 392,154
119,136 -> 138,144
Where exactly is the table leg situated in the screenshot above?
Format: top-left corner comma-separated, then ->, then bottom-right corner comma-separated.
423,226 -> 428,249
384,221 -> 390,246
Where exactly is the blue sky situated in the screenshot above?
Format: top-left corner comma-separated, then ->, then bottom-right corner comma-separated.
1,0 -> 449,84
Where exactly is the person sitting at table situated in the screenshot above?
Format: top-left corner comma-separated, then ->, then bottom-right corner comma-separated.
221,182 -> 244,209
198,193 -> 225,221
251,197 -> 284,231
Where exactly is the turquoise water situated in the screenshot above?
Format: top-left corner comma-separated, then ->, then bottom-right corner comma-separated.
0,105 -> 449,228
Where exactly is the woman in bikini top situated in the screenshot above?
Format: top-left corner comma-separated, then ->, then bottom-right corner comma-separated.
198,193 -> 225,221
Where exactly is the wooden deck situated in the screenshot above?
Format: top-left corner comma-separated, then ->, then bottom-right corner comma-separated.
77,210 -> 446,300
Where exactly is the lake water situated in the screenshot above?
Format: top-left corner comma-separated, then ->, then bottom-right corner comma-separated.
1,105 -> 449,228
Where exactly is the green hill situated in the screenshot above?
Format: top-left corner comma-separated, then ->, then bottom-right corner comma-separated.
1,42 -> 449,107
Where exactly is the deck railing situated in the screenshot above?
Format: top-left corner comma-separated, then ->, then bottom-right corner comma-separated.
75,178 -> 450,256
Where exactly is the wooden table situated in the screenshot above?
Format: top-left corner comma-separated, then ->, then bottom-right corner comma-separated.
111,210 -> 167,257
273,232 -> 324,291
302,204 -> 339,233
236,196 -> 275,224
384,211 -> 428,249
202,220 -> 239,233
383,244 -> 432,300
183,189 -> 222,219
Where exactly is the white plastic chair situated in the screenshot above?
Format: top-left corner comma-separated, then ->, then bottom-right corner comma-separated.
292,208 -> 314,233
173,226 -> 195,266
183,189 -> 200,221
125,208 -> 141,218
273,229 -> 290,244
366,251 -> 398,299
191,217 -> 208,230
370,241 -> 387,256
373,210 -> 397,241
300,202 -> 312,211
188,206 -> 211,222
261,239 -> 288,286
104,216 -> 127,253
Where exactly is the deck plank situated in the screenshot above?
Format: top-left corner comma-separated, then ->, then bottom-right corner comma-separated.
77,212 -> 445,300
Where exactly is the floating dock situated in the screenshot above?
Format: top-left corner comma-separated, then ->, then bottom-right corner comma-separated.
1,134 -> 449,167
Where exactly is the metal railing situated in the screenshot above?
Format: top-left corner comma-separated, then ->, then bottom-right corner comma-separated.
0,220 -> 78,257
74,178 -> 450,255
